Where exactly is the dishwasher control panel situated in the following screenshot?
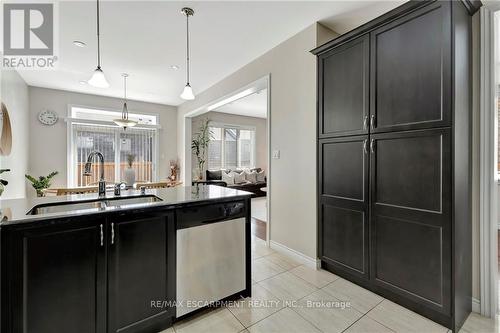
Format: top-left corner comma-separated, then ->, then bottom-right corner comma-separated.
176,201 -> 246,229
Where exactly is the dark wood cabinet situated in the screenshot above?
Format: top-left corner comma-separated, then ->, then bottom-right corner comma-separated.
370,2 -> 451,133
319,136 -> 369,280
313,0 -> 478,330
108,211 -> 175,333
369,129 -> 452,315
2,210 -> 176,333
319,35 -> 369,138
4,218 -> 106,333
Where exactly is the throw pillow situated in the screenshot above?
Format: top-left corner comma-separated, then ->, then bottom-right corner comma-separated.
245,170 -> 257,183
233,171 -> 246,184
256,170 -> 266,182
222,171 -> 235,185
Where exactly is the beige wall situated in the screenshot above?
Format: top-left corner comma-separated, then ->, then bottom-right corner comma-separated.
178,23 -> 338,259
191,111 -> 267,176
28,87 -> 177,193
0,70 -> 29,199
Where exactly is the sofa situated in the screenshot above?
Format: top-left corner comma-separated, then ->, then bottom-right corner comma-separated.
204,169 -> 267,197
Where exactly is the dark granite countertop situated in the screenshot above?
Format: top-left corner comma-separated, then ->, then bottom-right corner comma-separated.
0,185 -> 252,226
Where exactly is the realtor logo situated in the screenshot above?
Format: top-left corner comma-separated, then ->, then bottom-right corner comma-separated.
3,3 -> 53,55
2,2 -> 58,69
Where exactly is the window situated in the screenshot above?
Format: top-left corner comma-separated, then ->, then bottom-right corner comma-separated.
68,107 -> 158,186
207,125 -> 256,170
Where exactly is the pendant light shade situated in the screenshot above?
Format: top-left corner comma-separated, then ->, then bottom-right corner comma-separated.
180,83 -> 195,100
180,7 -> 195,100
114,74 -> 137,129
88,0 -> 109,88
88,67 -> 109,88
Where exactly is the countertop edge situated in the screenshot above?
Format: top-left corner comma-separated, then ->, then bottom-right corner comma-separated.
0,186 -> 253,227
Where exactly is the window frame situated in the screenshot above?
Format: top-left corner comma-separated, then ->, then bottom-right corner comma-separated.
207,122 -> 257,170
66,104 -> 160,187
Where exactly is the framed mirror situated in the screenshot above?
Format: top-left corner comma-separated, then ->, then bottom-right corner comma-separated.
0,102 -> 12,156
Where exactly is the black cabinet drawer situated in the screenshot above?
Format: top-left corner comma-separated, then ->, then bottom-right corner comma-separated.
176,201 -> 246,229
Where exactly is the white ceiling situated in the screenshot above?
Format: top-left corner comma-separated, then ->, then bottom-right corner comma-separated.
215,89 -> 267,119
18,1 -> 404,106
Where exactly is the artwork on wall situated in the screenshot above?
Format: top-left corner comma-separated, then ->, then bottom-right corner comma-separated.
0,102 -> 12,156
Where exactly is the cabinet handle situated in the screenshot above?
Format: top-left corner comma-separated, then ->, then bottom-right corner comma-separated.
363,116 -> 368,130
370,115 -> 376,130
363,139 -> 368,154
370,139 -> 376,154
111,223 -> 115,245
100,224 -> 103,247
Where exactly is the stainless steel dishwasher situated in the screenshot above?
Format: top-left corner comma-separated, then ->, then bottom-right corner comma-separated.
176,201 -> 247,317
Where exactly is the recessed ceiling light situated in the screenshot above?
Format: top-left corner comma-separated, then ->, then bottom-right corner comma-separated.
73,40 -> 86,47
79,80 -> 87,85
170,65 -> 180,70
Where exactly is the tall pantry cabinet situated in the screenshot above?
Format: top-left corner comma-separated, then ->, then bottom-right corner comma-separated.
312,1 -> 481,331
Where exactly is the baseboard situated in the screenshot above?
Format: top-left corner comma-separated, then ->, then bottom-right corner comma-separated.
472,297 -> 481,313
269,240 -> 319,269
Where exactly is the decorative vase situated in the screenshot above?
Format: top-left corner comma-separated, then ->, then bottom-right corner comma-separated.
36,189 -> 44,197
192,168 -> 203,181
124,167 -> 136,186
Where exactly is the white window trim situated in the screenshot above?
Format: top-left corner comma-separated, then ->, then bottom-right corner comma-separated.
66,104 -> 160,187
478,6 -> 499,317
208,122 -> 257,170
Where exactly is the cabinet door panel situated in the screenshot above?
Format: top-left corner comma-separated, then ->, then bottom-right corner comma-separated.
108,211 -> 175,333
371,2 -> 451,132
7,220 -> 106,333
319,136 -> 369,279
322,139 -> 365,201
370,129 -> 451,315
375,134 -> 443,212
319,35 -> 369,138
322,205 -> 365,273
374,216 -> 443,305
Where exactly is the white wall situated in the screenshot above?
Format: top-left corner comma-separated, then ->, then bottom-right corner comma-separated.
28,87 -> 177,193
177,23 -> 338,260
191,111 -> 267,176
0,70 -> 29,199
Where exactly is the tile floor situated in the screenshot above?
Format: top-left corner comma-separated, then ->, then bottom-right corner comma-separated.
161,236 -> 499,333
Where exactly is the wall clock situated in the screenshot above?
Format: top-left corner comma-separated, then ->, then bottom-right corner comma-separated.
38,110 -> 58,125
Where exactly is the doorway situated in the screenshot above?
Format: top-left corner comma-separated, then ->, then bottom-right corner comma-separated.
183,76 -> 271,243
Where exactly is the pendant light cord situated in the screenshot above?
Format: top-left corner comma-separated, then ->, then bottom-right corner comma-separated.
123,76 -> 128,120
96,0 -> 101,68
186,13 -> 190,85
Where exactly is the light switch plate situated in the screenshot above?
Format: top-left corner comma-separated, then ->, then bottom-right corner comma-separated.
272,150 -> 280,159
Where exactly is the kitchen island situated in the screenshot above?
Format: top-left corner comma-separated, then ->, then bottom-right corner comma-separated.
0,185 -> 252,333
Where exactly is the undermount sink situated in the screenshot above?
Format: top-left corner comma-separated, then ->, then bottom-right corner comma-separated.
27,195 -> 163,215
105,196 -> 162,208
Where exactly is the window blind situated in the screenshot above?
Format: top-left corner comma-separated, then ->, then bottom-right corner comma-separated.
207,126 -> 255,170
71,123 -> 157,186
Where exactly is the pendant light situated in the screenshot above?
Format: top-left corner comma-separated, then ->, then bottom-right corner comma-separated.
114,74 -> 137,129
180,7 -> 195,100
88,0 -> 109,88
